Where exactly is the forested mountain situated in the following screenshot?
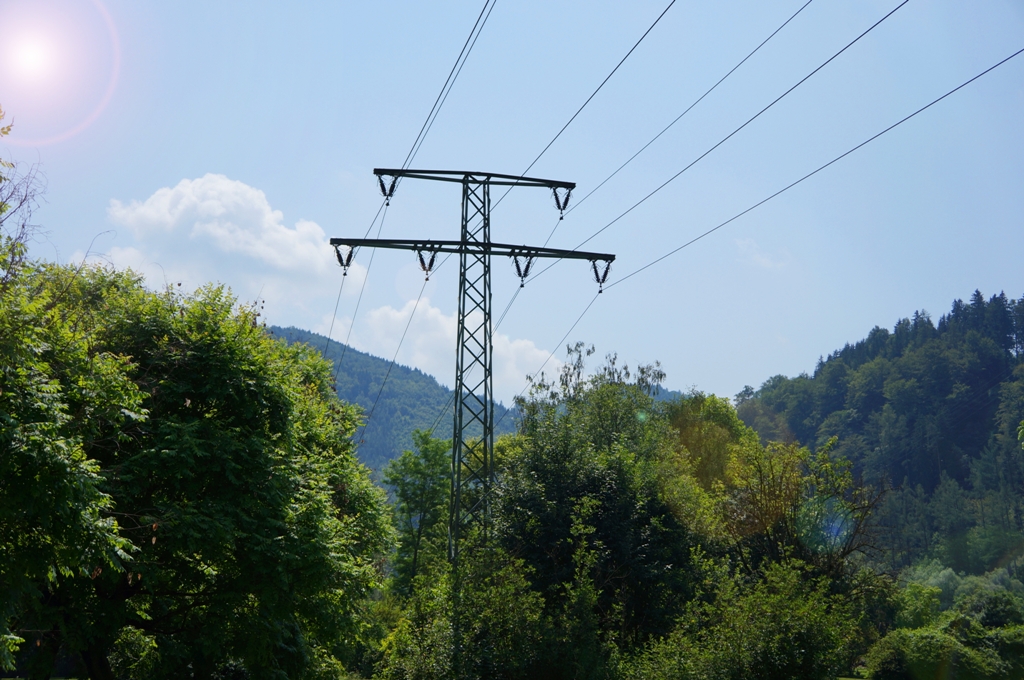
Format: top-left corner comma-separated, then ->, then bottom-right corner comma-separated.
736,290 -> 1024,573
268,326 -> 515,471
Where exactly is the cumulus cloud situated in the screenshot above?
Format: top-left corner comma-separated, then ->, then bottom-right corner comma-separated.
108,174 -> 331,274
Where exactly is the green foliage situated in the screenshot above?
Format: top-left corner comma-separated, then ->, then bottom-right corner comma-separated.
498,346 -> 705,658
726,437 -> 882,581
957,588 -> 1024,628
2,255 -> 394,678
0,209 -> 132,671
738,292 -> 1024,574
374,549 -> 544,680
896,583 -> 942,629
619,560 -> 858,680
382,431 -> 451,595
865,625 -> 1007,680
665,390 -> 757,489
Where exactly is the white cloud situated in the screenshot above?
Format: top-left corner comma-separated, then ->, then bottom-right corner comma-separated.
108,174 -> 331,274
328,296 -> 561,405
735,238 -> 791,270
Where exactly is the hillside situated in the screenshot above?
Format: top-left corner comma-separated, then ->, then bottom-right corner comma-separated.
268,326 -> 515,470
737,290 -> 1024,573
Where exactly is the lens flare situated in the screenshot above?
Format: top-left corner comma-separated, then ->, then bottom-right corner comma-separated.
0,0 -> 120,146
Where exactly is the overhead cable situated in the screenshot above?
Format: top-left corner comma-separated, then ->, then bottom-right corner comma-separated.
542,0 -> 814,248
493,0 -> 678,209
607,44 -> 1024,290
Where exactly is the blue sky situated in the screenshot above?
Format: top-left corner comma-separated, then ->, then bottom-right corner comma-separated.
3,0 -> 1023,404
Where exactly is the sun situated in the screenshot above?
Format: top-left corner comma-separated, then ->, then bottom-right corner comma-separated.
10,36 -> 55,82
0,0 -> 120,146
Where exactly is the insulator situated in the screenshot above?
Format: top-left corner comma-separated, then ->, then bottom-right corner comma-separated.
417,249 -> 437,281
591,259 -> 611,293
512,253 -> 535,288
377,176 -> 388,197
335,245 -> 354,276
387,177 -> 398,198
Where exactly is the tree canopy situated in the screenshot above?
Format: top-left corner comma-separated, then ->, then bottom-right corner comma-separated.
1,205 -> 393,678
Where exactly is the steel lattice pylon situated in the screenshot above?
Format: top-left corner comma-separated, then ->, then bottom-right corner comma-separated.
450,175 -> 493,560
330,168 -> 614,565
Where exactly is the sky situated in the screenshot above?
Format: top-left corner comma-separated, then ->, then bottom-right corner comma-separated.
2,0 -> 1023,406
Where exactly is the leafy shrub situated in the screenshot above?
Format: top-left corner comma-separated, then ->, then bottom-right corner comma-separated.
956,589 -> 1024,628
991,625 -> 1024,680
865,627 -> 1005,680
619,561 -> 857,680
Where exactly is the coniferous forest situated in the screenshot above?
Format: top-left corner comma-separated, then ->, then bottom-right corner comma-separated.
4,170 -> 1024,678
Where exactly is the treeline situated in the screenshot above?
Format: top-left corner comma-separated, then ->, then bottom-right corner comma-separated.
362,343 -> 1024,679
5,162 -> 1024,677
736,291 -> 1024,574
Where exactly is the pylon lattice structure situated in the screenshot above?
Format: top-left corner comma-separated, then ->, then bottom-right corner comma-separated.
330,169 -> 615,565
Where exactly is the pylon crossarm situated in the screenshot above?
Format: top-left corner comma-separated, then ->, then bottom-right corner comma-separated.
373,168 -> 575,190
328,238 -> 614,263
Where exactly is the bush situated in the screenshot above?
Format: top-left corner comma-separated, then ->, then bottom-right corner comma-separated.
866,627 -> 1005,680
991,625 -> 1024,680
619,561 -> 857,680
957,589 -> 1024,628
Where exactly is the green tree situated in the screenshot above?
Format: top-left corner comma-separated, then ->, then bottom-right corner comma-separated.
498,346 -> 708,675
0,190 -> 131,673
8,263 -> 393,679
383,430 -> 451,596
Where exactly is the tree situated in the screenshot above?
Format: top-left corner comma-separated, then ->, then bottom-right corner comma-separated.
0,179 -> 130,674
383,430 -> 451,596
7,262 -> 393,679
727,438 -> 882,580
498,346 -> 708,675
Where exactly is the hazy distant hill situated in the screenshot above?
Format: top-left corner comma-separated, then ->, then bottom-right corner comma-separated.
268,326 -> 516,471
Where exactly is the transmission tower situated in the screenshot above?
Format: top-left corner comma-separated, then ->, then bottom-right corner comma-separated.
330,169 -> 614,564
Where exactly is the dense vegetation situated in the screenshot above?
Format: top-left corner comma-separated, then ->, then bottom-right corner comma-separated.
359,348 -> 891,679
269,326 -> 515,472
0,173 -> 393,678
736,291 -> 1024,575
4,149 -> 1024,677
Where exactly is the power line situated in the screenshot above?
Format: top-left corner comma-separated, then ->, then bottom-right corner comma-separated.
493,291 -> 602,430
431,0 -> 904,437
606,44 -> 1024,290
493,0 -> 677,210
357,277 -> 430,442
574,0 -> 908,253
541,0 -> 815,248
402,0 -> 497,169
327,1 -> 495,378
520,0 -> 907,292
420,2 -> 678,435
334,203 -> 390,381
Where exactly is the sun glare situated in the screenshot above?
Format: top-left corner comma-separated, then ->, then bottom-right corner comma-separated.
11,37 -> 54,81
0,0 -> 120,146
